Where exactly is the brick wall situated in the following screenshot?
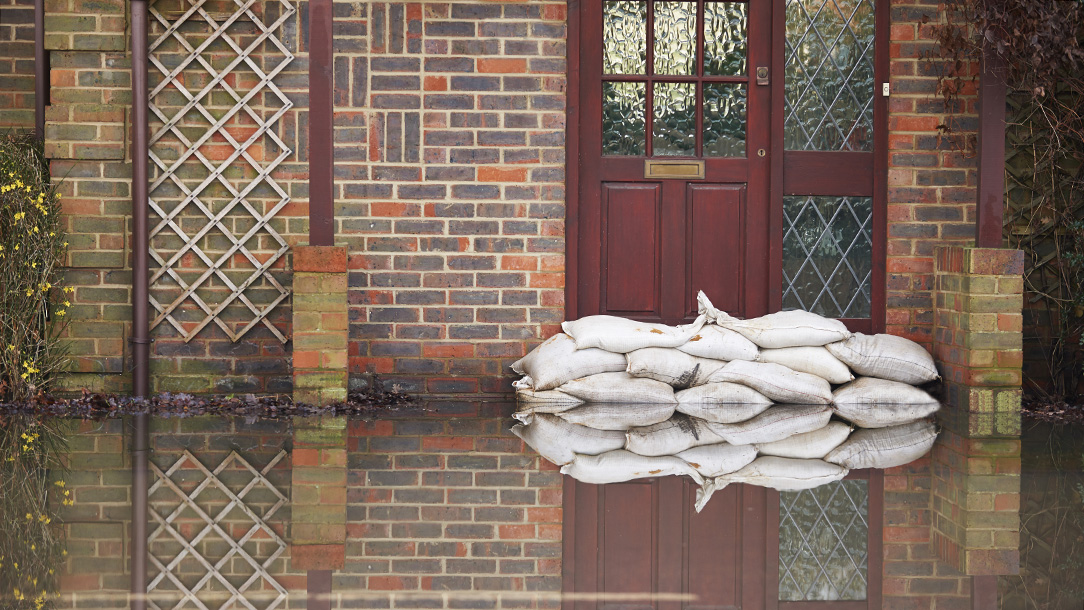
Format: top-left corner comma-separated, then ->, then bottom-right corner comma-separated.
885,2 -> 980,349
0,0 -> 34,130
340,1 -> 568,396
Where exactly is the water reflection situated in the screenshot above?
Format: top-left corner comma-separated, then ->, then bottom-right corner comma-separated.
0,401 -> 1078,609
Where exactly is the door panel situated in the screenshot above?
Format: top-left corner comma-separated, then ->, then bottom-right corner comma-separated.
602,183 -> 662,316
685,184 -> 744,317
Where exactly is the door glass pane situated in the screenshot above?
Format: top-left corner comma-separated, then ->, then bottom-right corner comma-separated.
780,479 -> 869,601
604,0 -> 647,75
704,2 -> 748,76
782,195 -> 872,318
653,82 -> 696,156
603,81 -> 647,155
784,0 -> 876,151
654,1 -> 697,76
703,83 -> 746,157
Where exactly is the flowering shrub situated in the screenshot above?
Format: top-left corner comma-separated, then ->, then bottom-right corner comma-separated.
0,135 -> 70,401
0,416 -> 71,610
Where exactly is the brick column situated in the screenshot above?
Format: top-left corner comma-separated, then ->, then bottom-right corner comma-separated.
292,245 -> 349,405
934,247 -> 1025,413
290,416 -> 348,571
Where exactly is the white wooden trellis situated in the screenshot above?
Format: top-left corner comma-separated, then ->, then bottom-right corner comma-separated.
147,0 -> 295,343
147,449 -> 289,610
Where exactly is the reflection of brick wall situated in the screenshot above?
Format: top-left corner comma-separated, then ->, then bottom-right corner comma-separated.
0,0 -> 34,130
886,3 -> 981,349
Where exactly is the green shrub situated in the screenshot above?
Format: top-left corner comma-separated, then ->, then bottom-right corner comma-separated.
0,135 -> 70,401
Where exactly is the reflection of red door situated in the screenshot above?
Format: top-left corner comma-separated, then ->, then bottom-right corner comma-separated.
563,477 -> 774,610
574,0 -> 771,324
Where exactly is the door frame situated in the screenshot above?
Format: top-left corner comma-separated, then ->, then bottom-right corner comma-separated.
565,0 -> 889,331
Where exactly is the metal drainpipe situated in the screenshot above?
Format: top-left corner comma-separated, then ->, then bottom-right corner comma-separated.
130,0 -> 150,608
34,0 -> 45,138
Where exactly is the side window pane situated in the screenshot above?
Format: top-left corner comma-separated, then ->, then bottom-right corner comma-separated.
783,0 -> 876,151
782,195 -> 872,318
780,479 -> 869,601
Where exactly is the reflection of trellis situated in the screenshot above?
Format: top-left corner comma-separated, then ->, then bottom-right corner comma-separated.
148,450 -> 288,610
147,0 -> 295,343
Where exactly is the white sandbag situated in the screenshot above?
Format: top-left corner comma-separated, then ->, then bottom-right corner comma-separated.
697,292 -> 850,348
757,346 -> 854,385
825,333 -> 938,384
561,314 -> 708,353
626,348 -> 724,389
831,377 -> 940,428
554,403 -> 676,431
511,413 -> 625,465
511,333 -> 628,391
559,372 -> 678,404
676,384 -> 773,423
695,457 -> 848,512
625,414 -> 726,457
707,360 -> 833,405
676,443 -> 758,477
677,325 -> 759,362
756,421 -> 853,459
560,450 -> 704,485
704,404 -> 833,445
825,420 -> 937,469
514,388 -> 584,413
676,382 -> 773,406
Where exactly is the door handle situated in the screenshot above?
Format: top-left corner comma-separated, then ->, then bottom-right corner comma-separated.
756,66 -> 769,86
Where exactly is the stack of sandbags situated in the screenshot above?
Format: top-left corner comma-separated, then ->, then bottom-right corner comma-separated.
511,291 -> 942,512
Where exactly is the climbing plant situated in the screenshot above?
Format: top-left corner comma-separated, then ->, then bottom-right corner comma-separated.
928,0 -> 1084,399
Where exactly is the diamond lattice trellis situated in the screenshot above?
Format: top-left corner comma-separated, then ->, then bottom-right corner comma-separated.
779,479 -> 869,601
147,449 -> 288,610
147,0 -> 295,343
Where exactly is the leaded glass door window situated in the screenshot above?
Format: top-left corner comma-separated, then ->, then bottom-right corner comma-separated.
776,0 -> 887,332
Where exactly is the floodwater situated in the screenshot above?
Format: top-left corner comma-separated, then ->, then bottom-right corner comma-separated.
0,401 -> 1081,609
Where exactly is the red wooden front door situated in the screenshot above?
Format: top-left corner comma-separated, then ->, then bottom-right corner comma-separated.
574,0 -> 772,324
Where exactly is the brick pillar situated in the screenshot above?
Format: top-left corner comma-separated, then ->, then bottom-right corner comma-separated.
292,245 -> 349,405
931,412 -> 1021,576
290,416 -> 347,570
934,247 -> 1025,413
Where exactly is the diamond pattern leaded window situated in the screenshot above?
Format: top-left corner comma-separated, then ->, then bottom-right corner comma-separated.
780,479 -> 869,601
782,195 -> 872,318
784,0 -> 875,151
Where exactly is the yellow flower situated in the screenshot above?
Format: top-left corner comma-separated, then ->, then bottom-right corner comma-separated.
55,310 -> 66,317
64,300 -> 71,307
64,286 -> 74,293
55,480 -> 65,487
25,513 -> 31,519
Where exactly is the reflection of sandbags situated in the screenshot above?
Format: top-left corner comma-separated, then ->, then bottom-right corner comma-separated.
831,378 -> 940,428
708,361 -> 833,404
553,403 -> 676,431
696,457 -> 848,512
559,372 -> 678,404
704,405 -> 833,445
825,420 -> 937,469
825,333 -> 938,384
758,346 -> 854,385
677,325 -> 759,362
514,389 -> 583,413
625,414 -> 726,457
511,413 -> 626,465
676,443 -> 758,477
698,293 -> 851,348
626,348 -> 724,389
676,385 -> 772,424
561,314 -> 708,353
756,421 -> 853,459
511,333 -> 627,391
560,450 -> 704,485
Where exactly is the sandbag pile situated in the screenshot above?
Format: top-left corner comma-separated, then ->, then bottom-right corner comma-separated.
511,292 -> 941,512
